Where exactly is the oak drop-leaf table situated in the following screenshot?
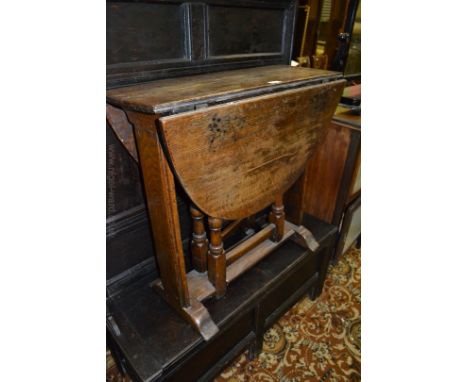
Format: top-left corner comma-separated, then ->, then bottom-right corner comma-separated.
106,65 -> 345,340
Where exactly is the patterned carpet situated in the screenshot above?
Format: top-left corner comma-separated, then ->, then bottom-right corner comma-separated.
214,246 -> 361,382
107,246 -> 361,382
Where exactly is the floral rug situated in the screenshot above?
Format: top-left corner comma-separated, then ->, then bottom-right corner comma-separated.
214,246 -> 361,382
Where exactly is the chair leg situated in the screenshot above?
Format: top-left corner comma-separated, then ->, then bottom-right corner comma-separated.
269,195 -> 285,242
190,205 -> 208,272
207,217 -> 226,298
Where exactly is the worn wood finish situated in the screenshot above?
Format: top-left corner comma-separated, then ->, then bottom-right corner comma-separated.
225,222 -> 296,282
301,110 -> 361,225
269,196 -> 285,241
180,221 -> 296,304
152,280 -> 220,341
331,125 -> 360,226
105,2 -> 333,288
284,170 -> 309,226
106,104 -> 138,161
290,222 -> 320,253
109,66 -> 346,340
110,68 -> 345,340
225,224 -> 275,266
190,206 -> 208,272
299,86 -> 361,263
107,0 -> 348,345
106,65 -> 341,114
106,123 -> 154,283
126,117 -> 221,338
303,121 -> 352,223
159,80 -> 346,220
207,217 -> 226,298
156,220 -> 299,305
125,111 -> 190,308
108,215 -> 337,382
106,120 -> 193,290
106,0 -> 297,88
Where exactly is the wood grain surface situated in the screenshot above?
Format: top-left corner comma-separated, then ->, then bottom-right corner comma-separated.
125,111 -> 190,308
302,122 -> 352,223
190,205 -> 208,272
159,80 -> 346,220
106,65 -> 341,114
207,217 -> 226,298
106,103 -> 138,161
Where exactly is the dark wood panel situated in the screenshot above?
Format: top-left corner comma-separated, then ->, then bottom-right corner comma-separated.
283,170 -> 308,225
331,126 -> 360,225
107,214 -> 337,382
106,205 -> 154,282
106,123 -> 145,218
107,2 -> 189,65
105,201 -> 194,295
106,120 -> 154,282
106,0 -> 345,364
106,123 -> 194,283
165,314 -> 253,381
303,121 -> 351,223
189,2 -> 206,61
259,249 -> 320,321
106,0 -> 297,88
207,5 -> 284,57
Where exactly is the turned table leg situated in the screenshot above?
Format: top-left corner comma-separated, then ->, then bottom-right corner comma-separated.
269,195 -> 285,242
190,206 -> 208,272
207,217 -> 226,298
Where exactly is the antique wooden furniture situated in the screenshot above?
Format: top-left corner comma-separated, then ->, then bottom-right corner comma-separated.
107,0 -> 298,88
107,66 -> 345,340
107,4 -> 346,379
298,84 -> 361,262
106,0 -> 306,291
107,215 -> 337,382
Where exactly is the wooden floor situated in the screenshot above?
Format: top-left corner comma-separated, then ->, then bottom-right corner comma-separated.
106,245 -> 361,382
